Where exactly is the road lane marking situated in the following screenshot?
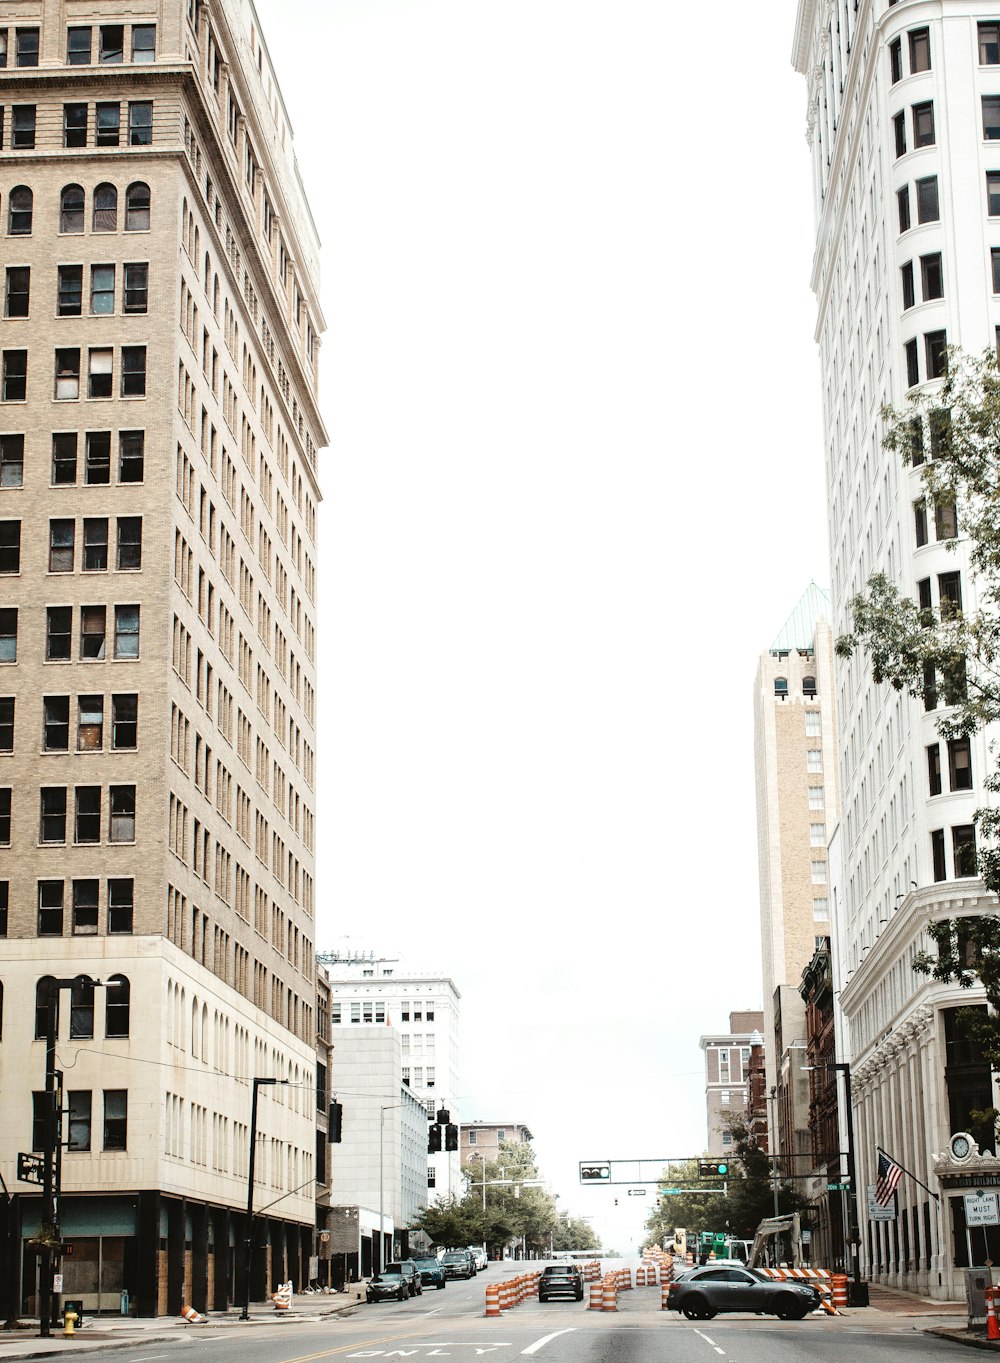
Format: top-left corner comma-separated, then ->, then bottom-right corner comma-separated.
693,1330 -> 725,1356
282,1330 -> 433,1360
521,1329 -> 575,1355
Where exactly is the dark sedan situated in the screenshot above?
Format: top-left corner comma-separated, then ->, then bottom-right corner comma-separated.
669,1266 -> 822,1320
538,1264 -> 584,1302
366,1273 -> 409,1303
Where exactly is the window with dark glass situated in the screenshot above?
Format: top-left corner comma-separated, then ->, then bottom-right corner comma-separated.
931,827 -> 947,881
909,28 -> 931,73
93,183 -> 117,231
921,252 -> 943,300
890,37 -> 902,83
0,788 -> 9,843
80,605 -> 106,659
58,265 -> 83,317
15,28 -> 39,65
0,696 -> 12,752
31,1092 -> 46,1149
990,172 -> 1000,216
923,659 -> 937,711
0,609 -> 16,663
40,787 -> 67,843
67,1092 -> 91,1150
114,605 -> 139,658
8,186 -> 32,235
108,879 -> 133,933
0,521 -> 20,573
128,101 -> 152,145
43,696 -> 70,750
5,266 -> 29,318
124,182 -> 150,231
70,971 -> 95,1031
74,786 -> 101,843
60,185 -> 85,234
63,103 -> 88,148
116,517 -> 141,569
106,975 -> 130,1034
901,260 -> 915,309
119,431 -> 144,482
897,185 -> 911,233
77,695 -> 103,750
34,975 -> 59,1037
67,27 -> 92,64
88,348 -> 113,398
99,25 -> 123,62
3,350 -> 27,401
914,498 -> 928,547
90,266 -> 115,316
49,518 -> 75,572
132,25 -> 155,61
123,262 -> 148,313
894,110 -> 907,157
935,497 -> 957,540
980,21 -> 1000,64
103,1090 -> 127,1149
52,432 -> 77,484
916,175 -> 939,222
985,96 -> 1000,140
12,106 -> 36,150
954,825 -> 978,878
111,694 -> 137,749
85,432 -> 111,484
95,103 -> 120,148
926,329 -> 948,379
72,880 -> 99,937
913,101 -> 935,147
46,606 -> 72,661
0,434 -> 23,487
109,785 -> 135,842
121,346 -> 146,396
54,348 -> 80,401
949,737 -> 973,791
0,882 -> 7,937
939,570 -> 963,615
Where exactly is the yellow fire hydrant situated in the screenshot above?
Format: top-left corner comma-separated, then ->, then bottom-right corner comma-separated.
63,1310 -> 77,1338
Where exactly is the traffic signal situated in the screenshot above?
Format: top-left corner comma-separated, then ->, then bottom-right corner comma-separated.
436,1108 -> 451,1125
328,1101 -> 343,1143
580,1163 -> 611,1182
697,1159 -> 729,1177
428,1124 -> 442,1154
444,1123 -> 458,1152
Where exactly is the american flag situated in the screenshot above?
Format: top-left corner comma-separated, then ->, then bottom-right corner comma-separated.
874,1150 -> 903,1206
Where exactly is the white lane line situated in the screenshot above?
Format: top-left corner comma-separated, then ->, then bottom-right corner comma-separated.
521,1328 -> 576,1355
693,1328 -> 725,1355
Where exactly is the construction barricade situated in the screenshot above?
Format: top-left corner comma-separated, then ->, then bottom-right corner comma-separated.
601,1275 -> 618,1312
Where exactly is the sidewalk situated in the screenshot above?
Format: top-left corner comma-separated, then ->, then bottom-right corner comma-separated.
0,1292 -> 365,1360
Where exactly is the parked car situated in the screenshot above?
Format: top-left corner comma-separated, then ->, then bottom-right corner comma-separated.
669,1266 -> 821,1321
412,1255 -> 447,1289
385,1260 -> 424,1296
367,1273 -> 409,1303
538,1264 -> 584,1302
467,1246 -> 487,1272
441,1249 -> 476,1279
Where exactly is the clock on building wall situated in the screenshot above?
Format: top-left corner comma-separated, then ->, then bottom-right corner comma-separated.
950,1133 -> 975,1162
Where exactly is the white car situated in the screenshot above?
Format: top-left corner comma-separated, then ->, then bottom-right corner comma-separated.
467,1247 -> 487,1272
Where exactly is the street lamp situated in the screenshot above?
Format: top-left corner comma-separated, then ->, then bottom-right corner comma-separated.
468,1153 -> 487,1253
802,1061 -> 862,1291
239,1077 -> 289,1320
767,1086 -> 780,1218
379,1103 -> 403,1275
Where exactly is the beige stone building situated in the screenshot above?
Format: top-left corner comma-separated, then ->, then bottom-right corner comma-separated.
699,1011 -> 764,1156
460,1121 -> 533,1169
0,0 -> 326,1316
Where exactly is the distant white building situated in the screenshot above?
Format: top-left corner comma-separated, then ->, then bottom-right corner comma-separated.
320,957 -> 462,1200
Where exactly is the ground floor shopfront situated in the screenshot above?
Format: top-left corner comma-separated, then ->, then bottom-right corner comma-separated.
0,1193 -> 313,1318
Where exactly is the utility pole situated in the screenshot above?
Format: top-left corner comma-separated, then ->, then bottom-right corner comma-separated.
240,1077 -> 286,1321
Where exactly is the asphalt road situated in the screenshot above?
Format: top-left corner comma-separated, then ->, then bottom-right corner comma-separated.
51,1263 -> 973,1363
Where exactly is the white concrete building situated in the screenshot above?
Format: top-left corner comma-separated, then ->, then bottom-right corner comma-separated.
793,0 -> 1000,1296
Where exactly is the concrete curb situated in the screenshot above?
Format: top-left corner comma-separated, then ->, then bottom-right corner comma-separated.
925,1326 -> 1000,1351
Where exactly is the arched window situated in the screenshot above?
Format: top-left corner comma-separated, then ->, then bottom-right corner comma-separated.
60,184 -> 85,234
774,677 -> 788,699
125,181 -> 150,231
105,974 -> 130,1037
70,976 -> 95,1039
93,182 -> 117,232
191,997 -> 199,1056
35,976 -> 56,1039
8,186 -> 32,235
803,675 -> 817,697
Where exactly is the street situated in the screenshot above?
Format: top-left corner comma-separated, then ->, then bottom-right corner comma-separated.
51,1262 -> 977,1363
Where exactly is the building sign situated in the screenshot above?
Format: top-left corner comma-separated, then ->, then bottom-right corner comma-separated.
867,1185 -> 896,1222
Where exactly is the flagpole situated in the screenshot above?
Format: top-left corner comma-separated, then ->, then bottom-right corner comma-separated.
876,1146 -> 940,1203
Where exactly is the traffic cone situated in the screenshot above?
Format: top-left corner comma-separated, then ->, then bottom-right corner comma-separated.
180,1304 -> 206,1324
484,1283 -> 501,1317
988,1286 -> 1000,1341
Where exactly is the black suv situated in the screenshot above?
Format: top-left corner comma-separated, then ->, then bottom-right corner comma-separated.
538,1264 -> 584,1302
385,1260 -> 423,1296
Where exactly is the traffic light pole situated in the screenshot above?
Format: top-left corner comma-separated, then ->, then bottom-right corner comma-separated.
38,981 -> 59,1339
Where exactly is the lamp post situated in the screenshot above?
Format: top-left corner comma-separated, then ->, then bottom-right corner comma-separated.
767,1086 -> 780,1218
240,1077 -> 289,1320
378,1104 -> 403,1275
469,1153 -> 487,1253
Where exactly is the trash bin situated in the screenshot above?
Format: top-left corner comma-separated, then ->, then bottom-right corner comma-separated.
965,1268 -> 991,1325
846,1281 -> 869,1307
63,1299 -> 84,1326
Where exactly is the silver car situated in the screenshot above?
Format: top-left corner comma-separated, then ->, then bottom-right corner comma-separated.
669,1266 -> 822,1321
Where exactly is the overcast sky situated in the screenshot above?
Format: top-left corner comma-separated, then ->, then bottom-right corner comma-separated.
256,0 -> 828,1250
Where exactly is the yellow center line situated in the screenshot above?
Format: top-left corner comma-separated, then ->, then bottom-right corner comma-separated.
281,1325 -> 439,1362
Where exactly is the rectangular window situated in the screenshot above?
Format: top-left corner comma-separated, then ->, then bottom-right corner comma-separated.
73,879 -> 99,935
923,660 -> 938,711
931,828 -> 947,881
3,350 -> 27,401
68,1091 -> 92,1150
49,519 -> 75,572
0,522 -> 21,574
38,880 -> 63,935
99,24 -> 124,63
916,175 -> 939,222
985,96 -> 1000,140
0,609 -> 16,664
55,349 -> 80,401
808,785 -> 824,809
0,789 -> 9,844
0,435 -> 24,488
132,25 -> 155,62
123,262 -> 148,314
914,499 -> 928,547
939,569 -> 963,615
921,253 -> 943,300
810,822 -> 826,846
901,260 -> 915,309
935,497 -> 957,540
128,101 -> 152,146
893,110 -> 907,157
5,266 -> 29,318
927,743 -> 942,796
989,172 -> 1000,216
12,106 -> 36,149
80,605 -> 106,660
40,787 -> 67,843
0,881 -> 7,936
111,694 -> 137,748
77,695 -> 103,750
912,101 -> 935,147
63,103 -> 88,148
811,859 -> 828,883
949,737 -> 973,791
83,518 -> 108,571
121,346 -> 146,396
109,785 -> 135,842
75,786 -> 101,843
806,749 -> 822,772
805,711 -> 821,737
905,338 -> 919,387
103,1091 -> 127,1149
119,431 -> 144,482
67,27 -> 92,64
58,265 -> 83,317
88,348 -> 113,398
90,265 -> 115,315
889,36 -> 902,82
44,696 -> 70,750
85,432 -> 111,484
115,605 -> 139,658
52,433 -> 78,485
980,22 -> 1000,64
47,606 -> 72,661
954,825 -> 978,878
95,102 -> 120,147
108,878 -> 134,933
116,517 -> 142,569
812,897 -> 830,921
926,330 -> 948,380
909,28 -> 931,73
0,696 -> 12,752
897,185 -> 911,233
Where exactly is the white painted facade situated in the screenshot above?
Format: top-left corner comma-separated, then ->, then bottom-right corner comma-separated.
793,0 -> 1000,1296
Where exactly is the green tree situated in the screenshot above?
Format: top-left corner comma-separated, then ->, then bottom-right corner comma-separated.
551,1216 -> 600,1252
836,346 -> 1000,1066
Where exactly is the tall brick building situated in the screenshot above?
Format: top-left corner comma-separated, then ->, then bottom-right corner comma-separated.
0,0 -> 325,1315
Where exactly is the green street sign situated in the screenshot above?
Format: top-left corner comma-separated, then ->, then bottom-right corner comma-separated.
827,1182 -> 850,1191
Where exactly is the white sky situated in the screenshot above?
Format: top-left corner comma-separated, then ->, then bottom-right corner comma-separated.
256,0 -> 829,1250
